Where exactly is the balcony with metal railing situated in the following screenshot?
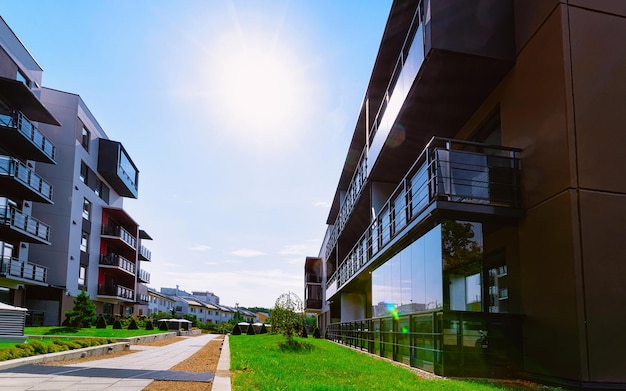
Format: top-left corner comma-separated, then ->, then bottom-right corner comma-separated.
97,284 -> 134,301
101,225 -> 137,249
137,268 -> 150,284
99,253 -> 135,275
0,255 -> 47,285
139,244 -> 151,262
0,155 -> 53,203
0,111 -> 56,164
137,293 -> 149,304
326,137 -> 521,298
0,205 -> 50,244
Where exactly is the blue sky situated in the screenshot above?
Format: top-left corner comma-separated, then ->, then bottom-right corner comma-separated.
1,1 -> 392,308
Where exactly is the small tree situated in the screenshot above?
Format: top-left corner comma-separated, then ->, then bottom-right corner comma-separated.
271,292 -> 305,344
64,290 -> 96,328
95,315 -> 107,329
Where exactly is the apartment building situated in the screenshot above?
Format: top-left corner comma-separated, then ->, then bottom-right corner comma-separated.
0,16 -> 152,324
147,288 -> 175,316
305,1 -> 626,389
0,17 -> 59,314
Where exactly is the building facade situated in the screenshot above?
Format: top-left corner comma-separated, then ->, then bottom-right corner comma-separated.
305,1 -> 626,389
0,17 -> 60,320
0,17 -> 152,325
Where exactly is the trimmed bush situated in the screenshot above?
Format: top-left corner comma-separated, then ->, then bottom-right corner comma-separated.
112,319 -> 123,329
96,315 -> 108,329
313,328 -> 321,339
231,324 -> 241,335
246,324 -> 255,335
299,326 -> 308,338
260,324 -> 268,334
159,321 -> 169,331
145,320 -> 154,330
127,318 -> 139,330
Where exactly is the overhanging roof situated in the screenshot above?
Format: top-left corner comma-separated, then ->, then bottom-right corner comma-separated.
0,76 -> 60,125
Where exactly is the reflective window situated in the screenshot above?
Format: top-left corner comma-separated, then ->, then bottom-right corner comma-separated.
82,198 -> 91,221
78,265 -> 86,286
80,162 -> 88,184
80,231 -> 89,253
119,150 -> 138,189
81,127 -> 90,152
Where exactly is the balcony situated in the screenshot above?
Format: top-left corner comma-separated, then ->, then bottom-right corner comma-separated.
97,284 -> 134,301
101,225 -> 137,249
97,139 -> 138,199
137,268 -> 150,284
99,253 -> 135,275
0,111 -> 56,164
0,205 -> 50,244
0,155 -> 53,203
139,244 -> 151,262
326,137 -> 521,297
1,256 -> 47,286
137,293 -> 149,304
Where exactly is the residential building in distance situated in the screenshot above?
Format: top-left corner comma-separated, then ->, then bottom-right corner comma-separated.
306,1 -> 626,390
147,288 -> 175,316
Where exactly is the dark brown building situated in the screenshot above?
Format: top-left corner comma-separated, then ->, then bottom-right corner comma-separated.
305,1 -> 626,389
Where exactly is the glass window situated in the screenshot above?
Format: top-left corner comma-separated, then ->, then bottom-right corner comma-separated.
81,127 -> 90,152
80,162 -> 88,184
82,198 -> 91,221
488,263 -> 508,313
78,265 -> 86,286
80,231 -> 89,253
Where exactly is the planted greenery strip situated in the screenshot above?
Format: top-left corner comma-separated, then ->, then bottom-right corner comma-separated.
229,334 -> 549,391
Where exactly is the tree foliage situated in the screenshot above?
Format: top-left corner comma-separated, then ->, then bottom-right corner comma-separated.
64,290 -> 96,328
271,292 -> 304,343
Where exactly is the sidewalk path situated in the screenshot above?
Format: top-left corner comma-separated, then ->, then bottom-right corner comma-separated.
0,333 -> 229,391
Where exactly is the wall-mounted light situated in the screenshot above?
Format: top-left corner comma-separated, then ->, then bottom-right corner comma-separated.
23,202 -> 30,208
20,243 -> 27,248
72,221 -> 77,225
75,185 -> 79,190
70,256 -> 75,260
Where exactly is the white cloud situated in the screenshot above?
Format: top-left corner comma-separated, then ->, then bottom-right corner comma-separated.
189,244 -> 211,251
279,244 -> 308,255
313,201 -> 331,208
229,249 -> 265,257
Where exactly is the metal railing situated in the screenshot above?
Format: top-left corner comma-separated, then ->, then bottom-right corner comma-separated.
0,155 -> 53,202
99,253 -> 135,275
0,111 -> 56,162
101,225 -> 137,248
1,255 -> 47,283
0,205 -> 50,242
327,137 -> 521,292
98,284 -> 134,300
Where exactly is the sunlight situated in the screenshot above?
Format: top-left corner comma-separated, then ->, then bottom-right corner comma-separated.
206,31 -> 309,149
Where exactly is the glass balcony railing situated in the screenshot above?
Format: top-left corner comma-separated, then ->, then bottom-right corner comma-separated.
0,205 -> 50,243
101,225 -> 137,249
1,255 -> 47,283
0,155 -> 53,203
98,284 -> 134,300
99,253 -> 135,275
0,111 -> 56,163
137,268 -> 150,283
327,137 -> 521,293
139,245 -> 151,261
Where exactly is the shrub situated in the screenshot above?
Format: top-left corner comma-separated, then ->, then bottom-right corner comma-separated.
127,318 -> 139,330
159,321 -> 169,331
313,328 -> 321,339
96,315 -> 108,329
231,324 -> 241,335
246,323 -> 255,335
260,324 -> 268,334
113,319 -> 123,329
64,290 -> 97,328
299,326 -> 308,338
145,320 -> 154,330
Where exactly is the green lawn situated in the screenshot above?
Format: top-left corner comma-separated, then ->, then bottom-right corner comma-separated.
229,335 -> 558,391
25,326 -> 168,338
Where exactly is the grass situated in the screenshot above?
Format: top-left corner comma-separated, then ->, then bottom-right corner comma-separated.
25,325 -> 168,338
230,334 -> 558,391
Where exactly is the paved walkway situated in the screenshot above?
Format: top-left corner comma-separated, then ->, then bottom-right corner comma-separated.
0,333 -> 231,391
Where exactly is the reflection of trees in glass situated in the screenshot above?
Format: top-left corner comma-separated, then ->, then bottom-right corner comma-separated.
441,220 -> 482,273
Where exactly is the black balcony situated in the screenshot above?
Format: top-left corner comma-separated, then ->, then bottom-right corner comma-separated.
0,205 -> 50,245
99,253 -> 135,276
97,284 -> 134,301
137,268 -> 150,284
97,139 -> 138,198
0,155 -> 53,203
0,111 -> 56,164
0,76 -> 60,125
327,138 -> 521,296
101,225 -> 137,250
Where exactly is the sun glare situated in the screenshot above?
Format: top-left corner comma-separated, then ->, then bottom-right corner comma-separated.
207,32 -> 308,148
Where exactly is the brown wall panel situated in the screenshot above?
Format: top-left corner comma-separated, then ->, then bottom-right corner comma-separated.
569,0 -> 626,17
579,190 -> 626,382
569,7 -> 626,193
518,190 -> 582,379
513,0 -> 561,53
502,9 -> 573,209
